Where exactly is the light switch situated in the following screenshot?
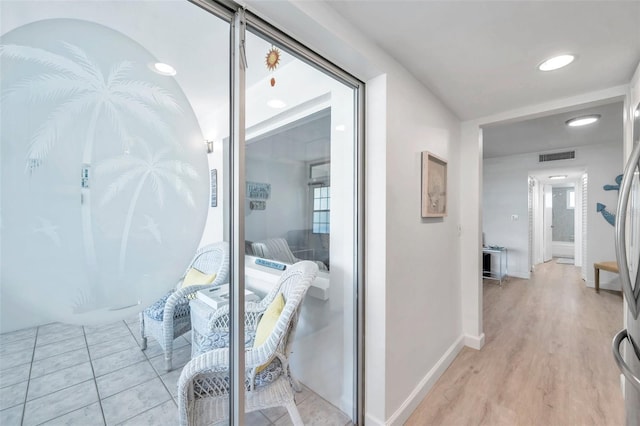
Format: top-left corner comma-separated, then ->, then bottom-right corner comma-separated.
511,214 -> 519,221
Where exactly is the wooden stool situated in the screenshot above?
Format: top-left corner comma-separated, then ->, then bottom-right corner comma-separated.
594,261 -> 619,293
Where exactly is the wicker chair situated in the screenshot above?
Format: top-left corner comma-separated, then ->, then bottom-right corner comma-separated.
140,241 -> 229,371
177,261 -> 319,426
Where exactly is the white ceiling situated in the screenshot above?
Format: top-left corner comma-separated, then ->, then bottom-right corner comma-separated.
482,101 -> 623,158
320,1 -> 638,158
326,1 -> 640,121
3,1 -> 639,161
246,108 -> 330,162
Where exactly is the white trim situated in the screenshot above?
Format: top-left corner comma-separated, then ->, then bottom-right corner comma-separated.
364,413 -> 386,426
586,278 -> 622,292
473,85 -> 628,127
385,336 -> 465,426
464,333 -> 485,350
507,271 -> 530,280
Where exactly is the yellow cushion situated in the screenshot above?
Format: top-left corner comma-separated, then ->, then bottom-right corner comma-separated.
181,268 -> 216,299
253,293 -> 285,372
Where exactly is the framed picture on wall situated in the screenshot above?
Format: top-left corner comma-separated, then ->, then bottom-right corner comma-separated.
246,181 -> 271,199
421,151 -> 447,218
210,169 -> 217,207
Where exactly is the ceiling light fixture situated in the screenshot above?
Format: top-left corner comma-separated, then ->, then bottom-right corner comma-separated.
151,62 -> 177,76
565,114 -> 601,127
537,54 -> 575,71
335,124 -> 346,132
549,175 -> 568,180
267,99 -> 286,109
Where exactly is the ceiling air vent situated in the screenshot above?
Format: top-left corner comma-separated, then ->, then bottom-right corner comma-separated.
539,151 -> 575,162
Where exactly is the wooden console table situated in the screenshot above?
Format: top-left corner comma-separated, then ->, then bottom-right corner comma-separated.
594,261 -> 619,293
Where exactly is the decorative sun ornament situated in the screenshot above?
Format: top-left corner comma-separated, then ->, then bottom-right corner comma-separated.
265,47 -> 281,71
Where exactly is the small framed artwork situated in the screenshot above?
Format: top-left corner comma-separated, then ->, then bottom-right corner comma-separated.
210,169 -> 217,207
249,200 -> 266,210
421,151 -> 447,218
246,181 -> 271,200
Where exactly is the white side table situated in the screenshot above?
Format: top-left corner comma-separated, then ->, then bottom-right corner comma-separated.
482,246 -> 508,285
189,286 -> 260,358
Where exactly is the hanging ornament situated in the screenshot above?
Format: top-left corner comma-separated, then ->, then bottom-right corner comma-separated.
265,47 -> 280,70
265,46 -> 281,87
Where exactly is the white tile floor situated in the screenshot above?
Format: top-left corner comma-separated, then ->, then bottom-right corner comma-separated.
0,318 -> 352,425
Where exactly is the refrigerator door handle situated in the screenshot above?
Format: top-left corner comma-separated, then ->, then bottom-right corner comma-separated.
615,140 -> 640,319
613,328 -> 640,391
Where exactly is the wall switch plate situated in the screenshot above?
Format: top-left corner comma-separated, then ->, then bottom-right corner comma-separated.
511,214 -> 519,221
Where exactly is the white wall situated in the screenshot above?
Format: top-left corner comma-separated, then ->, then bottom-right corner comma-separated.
384,66 -> 463,421
244,157 -> 307,242
483,159 -> 531,278
364,74 -> 388,422
483,142 -> 623,288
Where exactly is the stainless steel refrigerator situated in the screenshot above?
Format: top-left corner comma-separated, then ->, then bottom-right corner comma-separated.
613,102 -> 640,425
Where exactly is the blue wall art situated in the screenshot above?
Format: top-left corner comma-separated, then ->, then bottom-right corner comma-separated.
596,174 -> 622,227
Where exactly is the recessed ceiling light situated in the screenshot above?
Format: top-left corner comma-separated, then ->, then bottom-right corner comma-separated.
335,124 -> 346,132
151,62 -> 177,76
538,54 -> 575,71
267,99 -> 286,109
565,114 -> 601,127
635,108 -> 640,118
549,175 -> 568,180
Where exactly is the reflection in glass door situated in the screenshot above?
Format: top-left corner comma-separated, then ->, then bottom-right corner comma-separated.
242,26 -> 360,423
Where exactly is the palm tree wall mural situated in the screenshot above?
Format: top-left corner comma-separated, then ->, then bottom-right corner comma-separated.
1,41 -> 181,273
97,142 -> 198,275
1,19 -> 209,327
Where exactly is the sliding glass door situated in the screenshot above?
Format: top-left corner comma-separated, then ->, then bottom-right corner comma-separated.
1,1 -> 363,423
241,24 -> 360,423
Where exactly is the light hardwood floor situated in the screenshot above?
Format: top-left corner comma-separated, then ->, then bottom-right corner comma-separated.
406,260 -> 625,426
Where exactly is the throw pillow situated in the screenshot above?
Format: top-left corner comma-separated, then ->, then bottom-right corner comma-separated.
253,293 -> 285,372
181,268 -> 216,300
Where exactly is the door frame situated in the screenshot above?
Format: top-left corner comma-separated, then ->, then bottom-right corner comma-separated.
530,170 -> 587,269
188,0 -> 366,423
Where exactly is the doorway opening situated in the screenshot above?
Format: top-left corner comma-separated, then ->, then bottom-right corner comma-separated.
529,169 -> 587,275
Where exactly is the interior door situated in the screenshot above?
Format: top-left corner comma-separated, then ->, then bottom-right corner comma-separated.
543,184 -> 553,262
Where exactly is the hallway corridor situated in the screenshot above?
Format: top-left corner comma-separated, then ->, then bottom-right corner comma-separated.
407,260 -> 624,425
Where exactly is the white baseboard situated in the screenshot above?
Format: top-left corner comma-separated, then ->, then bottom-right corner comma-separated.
385,335 -> 465,426
365,413 -> 385,426
585,279 -> 622,292
509,270 -> 530,279
464,333 -> 485,350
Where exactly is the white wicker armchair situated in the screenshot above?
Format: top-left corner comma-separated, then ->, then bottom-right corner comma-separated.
140,241 -> 229,371
177,261 -> 319,426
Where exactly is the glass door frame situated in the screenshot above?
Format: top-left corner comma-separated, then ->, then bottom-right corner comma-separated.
190,1 -> 365,423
